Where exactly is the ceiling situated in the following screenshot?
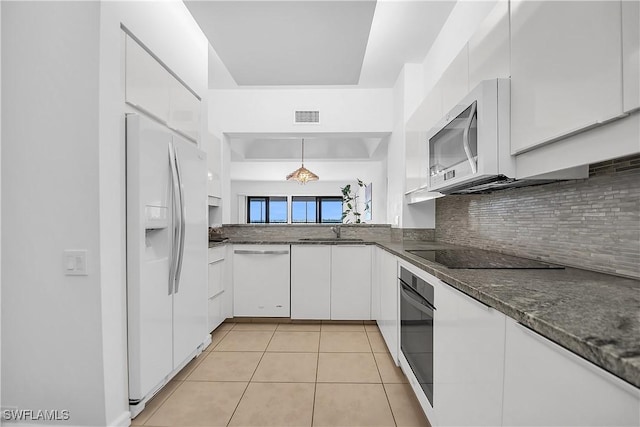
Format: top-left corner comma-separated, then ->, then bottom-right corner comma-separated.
184,1 -> 456,163
185,0 -> 456,88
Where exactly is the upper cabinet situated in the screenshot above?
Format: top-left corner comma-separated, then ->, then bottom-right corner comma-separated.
468,0 -> 510,90
125,35 -> 170,123
510,0 -> 623,154
622,0 -> 640,113
440,46 -> 469,115
205,132 -> 222,200
125,34 -> 200,142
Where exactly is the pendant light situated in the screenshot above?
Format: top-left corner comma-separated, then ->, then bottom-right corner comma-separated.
286,138 -> 319,184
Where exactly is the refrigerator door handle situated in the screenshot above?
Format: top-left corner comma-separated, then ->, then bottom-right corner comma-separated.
173,144 -> 186,294
168,143 -> 181,295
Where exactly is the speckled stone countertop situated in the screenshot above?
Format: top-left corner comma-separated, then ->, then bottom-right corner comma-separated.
211,238 -> 640,388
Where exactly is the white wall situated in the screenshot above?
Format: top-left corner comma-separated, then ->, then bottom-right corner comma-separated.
1,1 -> 208,426
209,88 -> 393,133
209,87 -> 393,226
2,2 -> 106,425
230,159 -> 387,224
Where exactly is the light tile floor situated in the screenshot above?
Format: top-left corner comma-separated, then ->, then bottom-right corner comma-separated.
132,321 -> 430,427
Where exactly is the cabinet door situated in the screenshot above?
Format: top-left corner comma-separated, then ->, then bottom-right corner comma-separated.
125,35 -> 170,123
440,45 -> 469,114
330,245 -> 372,320
205,133 -> 222,199
622,0 -> 640,112
207,259 -> 224,298
291,245 -> 331,320
502,318 -> 640,426
468,0 -> 510,90
168,75 -> 200,142
232,245 -> 290,317
433,282 -> 505,427
370,248 -> 382,322
510,0 -> 623,154
208,293 -> 224,332
378,249 -> 398,362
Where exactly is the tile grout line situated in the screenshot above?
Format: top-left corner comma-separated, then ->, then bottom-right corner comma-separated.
310,326 -> 322,427
366,327 -> 399,427
225,327 -> 277,427
138,325 -> 234,424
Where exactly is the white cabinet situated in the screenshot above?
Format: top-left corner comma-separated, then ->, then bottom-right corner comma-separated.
125,35 -> 170,123
510,0 -> 623,154
502,317 -> 640,426
377,248 -> 399,362
622,0 -> 640,113
232,245 -> 290,317
207,246 -> 226,331
291,245 -> 331,320
405,83 -> 442,193
168,75 -> 200,142
370,248 -> 382,322
330,245 -> 372,320
125,34 -> 200,142
433,281 -> 506,427
468,0 -> 510,90
205,132 -> 222,200
440,45 -> 469,114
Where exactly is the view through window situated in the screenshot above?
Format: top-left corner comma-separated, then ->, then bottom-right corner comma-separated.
248,196 -> 343,224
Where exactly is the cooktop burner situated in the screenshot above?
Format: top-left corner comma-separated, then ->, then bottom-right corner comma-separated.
406,249 -> 564,269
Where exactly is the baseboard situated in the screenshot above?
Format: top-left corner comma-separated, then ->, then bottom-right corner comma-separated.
108,411 -> 132,427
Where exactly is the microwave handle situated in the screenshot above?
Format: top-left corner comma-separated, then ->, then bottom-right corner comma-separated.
462,100 -> 478,174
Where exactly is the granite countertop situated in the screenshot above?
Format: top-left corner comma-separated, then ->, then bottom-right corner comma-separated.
209,238 -> 640,388
379,241 -> 640,389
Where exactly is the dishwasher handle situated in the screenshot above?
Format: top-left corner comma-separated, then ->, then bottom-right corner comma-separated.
234,249 -> 290,255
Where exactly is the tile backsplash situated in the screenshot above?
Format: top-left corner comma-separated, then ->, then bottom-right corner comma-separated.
221,224 -> 393,242
435,154 -> 640,279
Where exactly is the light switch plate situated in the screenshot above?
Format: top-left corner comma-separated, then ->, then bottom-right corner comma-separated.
63,250 -> 88,276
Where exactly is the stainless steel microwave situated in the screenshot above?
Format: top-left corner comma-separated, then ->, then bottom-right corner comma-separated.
427,79 -> 514,194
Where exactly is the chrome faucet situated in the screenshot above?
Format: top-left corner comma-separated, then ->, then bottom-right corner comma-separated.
331,225 -> 342,238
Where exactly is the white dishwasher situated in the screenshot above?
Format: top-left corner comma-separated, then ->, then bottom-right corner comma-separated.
232,244 -> 291,317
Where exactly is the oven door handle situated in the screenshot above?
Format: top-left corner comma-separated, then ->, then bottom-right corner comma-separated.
399,280 -> 436,313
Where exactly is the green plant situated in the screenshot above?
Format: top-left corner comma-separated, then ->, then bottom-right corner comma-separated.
340,179 -> 369,224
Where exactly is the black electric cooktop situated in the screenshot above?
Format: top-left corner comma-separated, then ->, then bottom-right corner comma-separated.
406,249 -> 564,269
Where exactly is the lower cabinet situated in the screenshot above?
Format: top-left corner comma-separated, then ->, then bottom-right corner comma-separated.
331,245 -> 372,320
232,244 -> 290,317
433,280 -> 506,427
502,317 -> 640,427
290,244 -> 372,321
207,246 -> 226,331
377,247 -> 399,362
291,245 -> 331,319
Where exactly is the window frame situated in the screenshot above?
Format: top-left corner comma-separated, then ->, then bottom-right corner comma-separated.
246,196 -> 288,224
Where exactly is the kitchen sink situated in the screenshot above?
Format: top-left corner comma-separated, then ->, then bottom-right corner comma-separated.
298,238 -> 364,242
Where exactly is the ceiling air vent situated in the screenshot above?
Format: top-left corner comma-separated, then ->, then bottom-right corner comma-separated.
294,110 -> 320,124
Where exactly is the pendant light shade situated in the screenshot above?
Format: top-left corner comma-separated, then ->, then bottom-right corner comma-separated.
286,138 -> 319,184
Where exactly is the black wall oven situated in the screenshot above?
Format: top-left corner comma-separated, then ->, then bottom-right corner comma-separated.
399,267 -> 435,406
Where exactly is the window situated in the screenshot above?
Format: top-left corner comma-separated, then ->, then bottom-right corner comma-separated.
247,196 -> 288,223
291,197 -> 317,223
289,196 -> 343,224
319,197 -> 343,223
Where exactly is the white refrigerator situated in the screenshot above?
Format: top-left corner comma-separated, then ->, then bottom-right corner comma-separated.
126,113 -> 209,416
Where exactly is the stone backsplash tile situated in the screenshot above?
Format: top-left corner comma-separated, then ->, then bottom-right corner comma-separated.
402,228 -> 436,241
221,224 -> 393,242
435,154 -> 640,279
